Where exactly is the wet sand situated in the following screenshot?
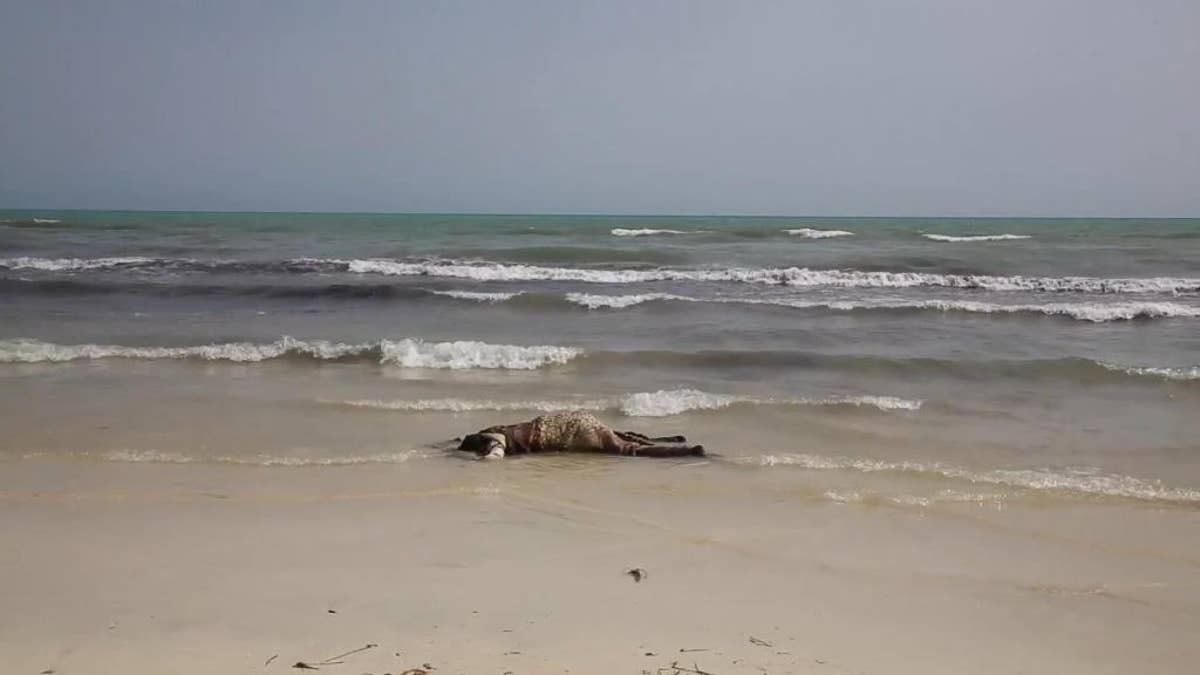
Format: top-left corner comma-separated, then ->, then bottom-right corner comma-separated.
3,458 -> 1198,675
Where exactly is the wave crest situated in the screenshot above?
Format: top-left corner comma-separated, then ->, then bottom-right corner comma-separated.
1100,363 -> 1200,381
342,259 -> 1200,294
611,228 -> 706,237
561,293 -> 1200,322
429,290 -> 522,303
750,454 -> 1200,504
783,228 -> 855,239
0,256 -> 156,271
334,389 -> 922,417
922,233 -> 1031,242
5,256 -> 1198,294
0,337 -> 582,370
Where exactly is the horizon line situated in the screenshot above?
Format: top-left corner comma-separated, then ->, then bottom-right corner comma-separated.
1,207 -> 1197,220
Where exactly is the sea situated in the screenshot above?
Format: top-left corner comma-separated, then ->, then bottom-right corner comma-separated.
2,210 -> 1199,508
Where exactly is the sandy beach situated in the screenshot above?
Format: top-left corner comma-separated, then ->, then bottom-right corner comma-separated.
4,456 -> 1197,675
6,0 -> 1200,672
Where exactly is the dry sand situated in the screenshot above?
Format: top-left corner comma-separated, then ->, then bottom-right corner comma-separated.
2,457 -> 1198,675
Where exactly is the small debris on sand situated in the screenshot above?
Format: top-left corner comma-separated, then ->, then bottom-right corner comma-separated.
749,636 -> 772,647
626,567 -> 648,582
293,643 -> 378,670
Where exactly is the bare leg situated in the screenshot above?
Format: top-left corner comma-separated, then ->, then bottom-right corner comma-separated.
630,444 -> 705,458
618,431 -> 687,444
601,432 -> 702,457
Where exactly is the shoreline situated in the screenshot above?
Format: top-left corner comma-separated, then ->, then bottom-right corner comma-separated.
4,459 -> 1198,674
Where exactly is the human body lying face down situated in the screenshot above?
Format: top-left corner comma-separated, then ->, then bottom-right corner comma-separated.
458,412 -> 705,459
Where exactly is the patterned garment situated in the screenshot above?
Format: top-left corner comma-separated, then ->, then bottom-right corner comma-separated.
529,411 -> 610,452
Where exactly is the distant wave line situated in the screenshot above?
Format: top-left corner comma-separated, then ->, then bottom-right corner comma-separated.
564,292 -> 1200,322
747,454 -> 1200,505
611,228 -> 709,237
4,256 -> 1198,294
0,336 -> 580,370
782,228 -> 855,238
922,233 -> 1032,242
332,388 -> 922,417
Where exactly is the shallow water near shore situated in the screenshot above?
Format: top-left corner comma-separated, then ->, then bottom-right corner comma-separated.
3,211 -> 1200,673
3,211 -> 1199,506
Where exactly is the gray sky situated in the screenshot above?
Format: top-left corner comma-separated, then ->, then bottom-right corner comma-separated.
2,1 -> 1197,216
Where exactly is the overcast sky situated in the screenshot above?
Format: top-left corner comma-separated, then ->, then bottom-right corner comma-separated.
1,1 -> 1197,216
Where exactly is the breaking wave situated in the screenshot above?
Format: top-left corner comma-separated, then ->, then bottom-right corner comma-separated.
611,228 -> 707,237
429,289 -> 523,303
922,233 -> 1032,242
565,292 -> 680,309
0,256 -> 343,274
5,256 -> 1199,294
3,337 -> 1195,385
341,260 -> 1200,294
0,256 -> 156,271
563,293 -> 1200,322
0,337 -> 582,369
334,388 -> 922,417
783,228 -> 855,239
1099,363 -> 1200,381
748,454 -> 1200,505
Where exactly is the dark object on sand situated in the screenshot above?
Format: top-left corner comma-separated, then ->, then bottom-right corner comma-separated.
662,662 -> 716,675
626,567 -> 648,582
293,643 -> 378,670
459,411 -> 704,459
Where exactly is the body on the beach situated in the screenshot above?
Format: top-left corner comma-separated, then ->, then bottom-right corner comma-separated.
457,411 -> 705,459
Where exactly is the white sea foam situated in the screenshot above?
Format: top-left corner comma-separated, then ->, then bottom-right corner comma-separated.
611,228 -> 706,237
99,449 -> 424,466
1099,363 -> 1200,381
783,228 -> 855,239
565,292 -> 683,309
561,293 -> 1200,322
0,337 -> 582,370
751,454 -> 1200,504
342,259 -> 1200,294
614,389 -> 920,416
0,256 -> 154,271
377,339 -> 580,369
798,299 -> 1200,322
618,389 -> 741,416
6,255 -> 1198,294
31,218 -> 61,224
823,489 -> 1008,508
922,233 -> 1032,242
335,389 -> 922,417
429,290 -> 522,303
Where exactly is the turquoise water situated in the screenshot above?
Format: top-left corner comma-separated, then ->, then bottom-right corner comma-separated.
2,210 -> 1199,504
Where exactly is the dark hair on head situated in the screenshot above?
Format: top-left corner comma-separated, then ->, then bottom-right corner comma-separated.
458,433 -> 493,455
